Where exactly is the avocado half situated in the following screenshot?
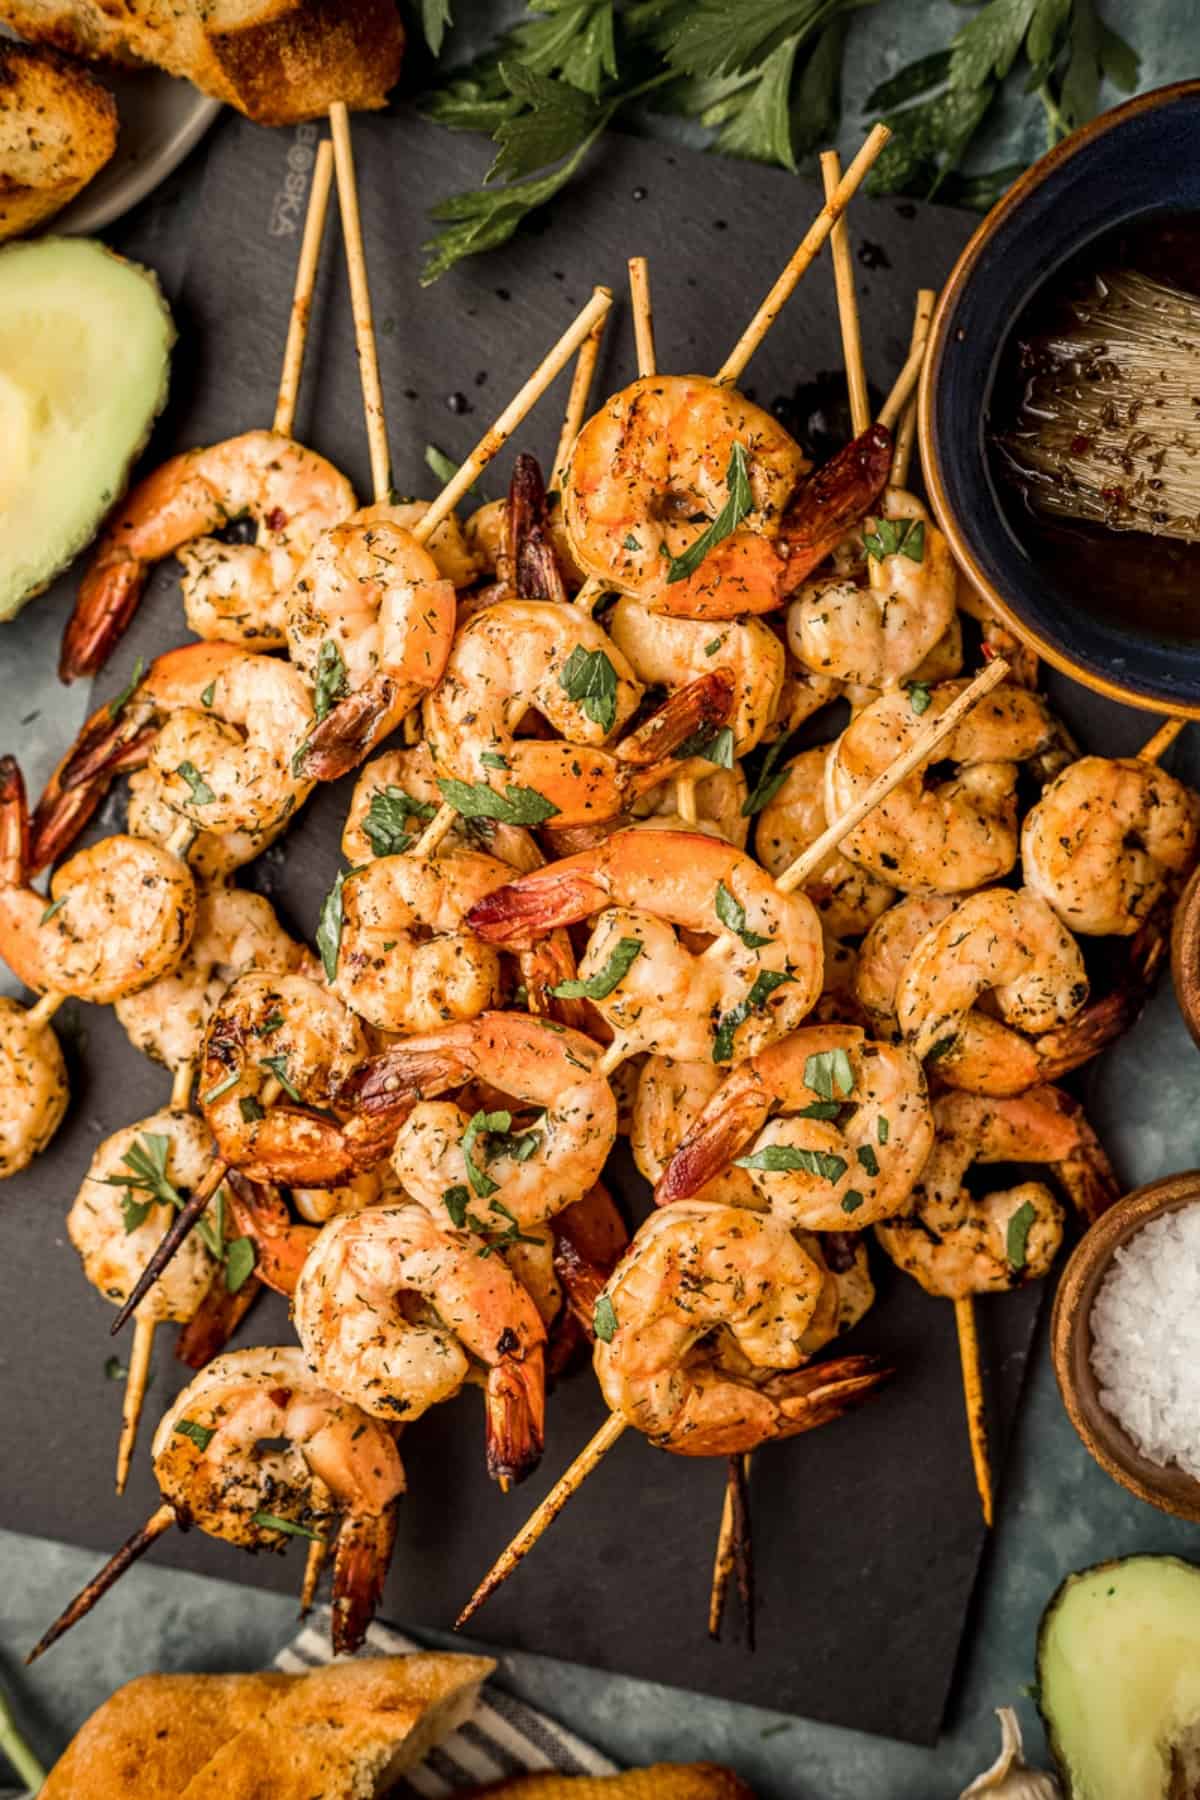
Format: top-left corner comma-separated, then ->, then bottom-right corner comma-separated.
1038,1555 -> 1200,1798
0,236 -> 174,621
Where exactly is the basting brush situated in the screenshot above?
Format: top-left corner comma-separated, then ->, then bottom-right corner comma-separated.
998,268 -> 1200,541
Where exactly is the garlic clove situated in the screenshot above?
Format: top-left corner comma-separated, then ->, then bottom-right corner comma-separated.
960,1707 -> 1061,1799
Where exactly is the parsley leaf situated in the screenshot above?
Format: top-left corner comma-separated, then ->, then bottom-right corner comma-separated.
877,1116 -> 890,1145
714,880 -> 771,948
425,442 -> 485,504
842,1189 -> 865,1214
259,1055 -> 301,1102
422,127 -> 607,285
251,1511 -> 325,1541
560,645 -> 619,733
906,682 -> 933,716
460,1109 -> 513,1199
863,516 -> 925,563
857,1144 -> 880,1178
316,868 -> 351,982
676,723 -> 735,768
443,1184 -> 472,1229
666,442 -> 752,582
712,967 -> 793,1062
105,1356 -> 129,1381
224,1236 -> 256,1293
741,730 -> 799,817
1006,1198 -> 1038,1274
550,936 -> 642,1000
107,656 -> 146,721
735,1144 -> 849,1182
313,639 -> 349,722
437,776 -> 560,825
420,0 -> 453,56
100,1134 -> 223,1260
594,1293 -> 618,1342
173,1418 -> 216,1453
175,761 -> 215,806
804,1048 -> 855,1102
40,894 -> 68,925
363,786 -> 436,858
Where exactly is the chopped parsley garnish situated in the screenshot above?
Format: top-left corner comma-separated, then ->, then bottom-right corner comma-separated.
200,681 -> 215,708
550,936 -> 642,1000
877,1116 -> 890,1145
714,880 -> 771,948
259,1055 -> 301,1102
741,730 -> 800,817
560,645 -> 619,734
677,723 -> 735,768
101,1133 -> 223,1260
104,1356 -> 129,1381
735,1145 -> 849,1182
841,1190 -> 865,1215
107,656 -> 145,720
224,1236 -> 256,1293
666,442 -> 752,583
906,681 -> 933,715
362,786 -> 436,857
443,1184 -> 472,1229
200,1070 -> 239,1104
804,1048 -> 855,1102
40,894 -> 68,925
460,1108 -> 512,1198
863,515 -> 925,564
480,751 -> 509,770
712,968 -> 793,1062
437,776 -> 560,825
857,1144 -> 880,1178
250,1511 -> 325,1541
175,761 -> 216,805
1006,1199 -> 1038,1274
313,639 -> 349,721
173,1418 -> 216,1452
316,867 -> 352,981
239,1096 -> 265,1123
593,1294 -> 618,1343
253,1011 -> 285,1038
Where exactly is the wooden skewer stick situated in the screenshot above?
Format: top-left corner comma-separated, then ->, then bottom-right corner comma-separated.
877,330 -> 929,434
27,1503 -> 176,1663
274,140 -> 335,438
26,992 -> 62,1031
114,1056 -> 196,1492
774,658 -> 1010,894
409,288 -> 615,857
300,1479 -> 332,1615
955,1296 -> 993,1527
552,309 -> 608,491
456,1411 -> 627,1629
820,152 -> 871,438
717,124 -> 891,385
709,1452 -> 753,1641
890,290 -> 936,490
1139,717 -> 1186,764
329,103 -> 390,504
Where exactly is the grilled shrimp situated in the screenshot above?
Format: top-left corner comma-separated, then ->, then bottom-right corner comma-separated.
1022,755 -> 1200,936
0,995 -> 68,1179
607,597 -> 785,754
115,885 -> 306,1073
875,1085 -> 1119,1298
563,376 -> 892,619
60,430 -> 356,680
593,1202 -> 886,1454
32,643 -> 315,868
124,767 -> 291,884
341,744 -> 543,872
825,679 -> 1059,892
788,491 -> 956,689
628,761 -> 750,849
287,510 -> 457,781
754,745 -> 896,939
854,895 -> 958,1035
153,1346 -> 404,1652
631,1056 -> 757,1208
67,1109 -> 225,1323
341,1012 -> 617,1223
330,851 -> 513,1035
655,1025 -> 933,1230
424,599 -> 735,831
376,500 -> 480,589
293,1203 -> 546,1486
797,1229 -> 876,1352
200,972 -> 370,1186
465,829 -> 824,1064
0,757 -> 195,1005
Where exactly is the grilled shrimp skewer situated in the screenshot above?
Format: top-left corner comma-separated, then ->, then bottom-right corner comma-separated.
28,1348 -> 406,1661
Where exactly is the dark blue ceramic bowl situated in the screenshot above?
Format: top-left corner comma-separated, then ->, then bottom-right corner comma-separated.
919,79 -> 1200,716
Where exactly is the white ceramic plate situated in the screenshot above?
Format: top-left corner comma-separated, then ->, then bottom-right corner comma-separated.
1,30 -> 221,234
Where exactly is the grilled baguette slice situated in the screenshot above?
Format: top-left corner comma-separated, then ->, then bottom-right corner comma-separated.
0,39 -> 116,239
468,1769 -> 758,1798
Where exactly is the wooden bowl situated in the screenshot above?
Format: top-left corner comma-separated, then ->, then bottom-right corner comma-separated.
1171,866 -> 1200,1051
1051,1171 -> 1200,1520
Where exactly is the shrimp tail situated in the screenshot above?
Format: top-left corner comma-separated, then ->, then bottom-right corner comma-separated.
294,676 -> 404,784
26,1503 -> 175,1663
338,1040 -> 479,1166
653,1070 -> 772,1207
520,930 -> 591,1032
60,553 -> 144,683
0,754 -> 31,888
1036,898 -> 1169,1088
223,1172 -> 315,1297
331,1504 -> 398,1656
174,1269 -> 262,1370
615,668 -> 736,770
766,1352 -> 893,1437
467,864 -> 611,949
28,705 -> 155,874
779,422 -> 893,589
1025,1085 -> 1122,1225
511,453 -> 567,604
485,1345 -> 546,1487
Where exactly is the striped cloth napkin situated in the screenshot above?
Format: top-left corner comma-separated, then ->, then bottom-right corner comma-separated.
275,1610 -> 619,1795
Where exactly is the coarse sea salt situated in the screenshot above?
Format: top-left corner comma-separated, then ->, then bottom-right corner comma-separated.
1090,1205 -> 1200,1479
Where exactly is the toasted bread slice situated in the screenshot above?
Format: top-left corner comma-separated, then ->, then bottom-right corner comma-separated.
41,1653 -> 495,1800
0,39 -> 117,238
0,0 -> 404,121
467,1769 -> 758,1798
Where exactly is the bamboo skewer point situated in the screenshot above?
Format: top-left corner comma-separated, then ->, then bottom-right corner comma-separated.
955,1296 -> 994,1528
552,310 -> 608,492
27,1503 -> 176,1664
1139,717 -> 1186,764
274,141 -> 335,439
890,290 -> 936,491
115,1315 -> 157,1494
330,103 -> 390,504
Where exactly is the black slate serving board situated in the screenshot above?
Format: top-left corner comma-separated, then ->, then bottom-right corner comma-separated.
2,110 -> 1076,1747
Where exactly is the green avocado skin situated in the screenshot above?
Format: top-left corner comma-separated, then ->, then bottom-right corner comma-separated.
0,236 -> 175,622
1037,1553 -> 1200,1799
